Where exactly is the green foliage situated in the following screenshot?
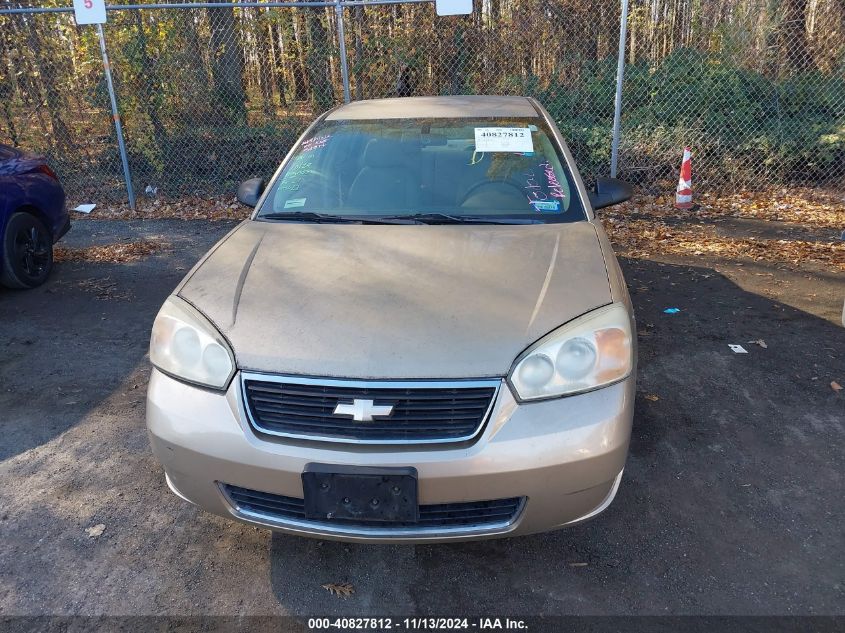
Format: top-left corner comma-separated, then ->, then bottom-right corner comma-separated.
6,5 -> 843,200
510,50 -> 845,186
128,119 -> 308,194
119,50 -> 841,192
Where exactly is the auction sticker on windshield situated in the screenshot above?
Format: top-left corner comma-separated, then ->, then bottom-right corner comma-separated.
474,127 -> 534,153
531,200 -> 561,212
284,198 -> 306,209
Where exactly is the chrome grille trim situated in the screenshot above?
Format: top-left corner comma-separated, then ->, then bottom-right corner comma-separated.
240,372 -> 502,445
219,483 -> 526,539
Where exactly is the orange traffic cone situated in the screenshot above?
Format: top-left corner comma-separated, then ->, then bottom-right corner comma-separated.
675,147 -> 693,209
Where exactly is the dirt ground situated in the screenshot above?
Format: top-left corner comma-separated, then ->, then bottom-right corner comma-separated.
0,197 -> 843,622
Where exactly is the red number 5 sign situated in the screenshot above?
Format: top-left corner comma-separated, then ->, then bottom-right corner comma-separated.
73,0 -> 106,24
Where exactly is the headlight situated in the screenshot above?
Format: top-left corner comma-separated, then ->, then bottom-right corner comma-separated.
508,303 -> 633,401
149,296 -> 235,390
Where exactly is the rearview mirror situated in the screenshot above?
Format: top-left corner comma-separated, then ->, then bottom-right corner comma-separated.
588,177 -> 633,210
237,177 -> 265,207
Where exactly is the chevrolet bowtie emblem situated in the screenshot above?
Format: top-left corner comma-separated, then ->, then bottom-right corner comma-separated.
333,398 -> 394,422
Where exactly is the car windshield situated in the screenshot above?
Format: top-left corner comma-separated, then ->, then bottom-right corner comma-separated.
256,117 -> 586,224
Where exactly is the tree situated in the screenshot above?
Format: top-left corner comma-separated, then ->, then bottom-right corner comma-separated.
23,16 -> 72,149
129,11 -> 168,148
304,6 -> 335,110
781,0 -> 812,73
258,10 -> 279,113
207,0 -> 247,123
0,21 -> 19,145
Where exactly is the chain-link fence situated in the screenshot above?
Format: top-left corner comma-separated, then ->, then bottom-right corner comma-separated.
1,0 -> 844,205
617,0 -> 845,190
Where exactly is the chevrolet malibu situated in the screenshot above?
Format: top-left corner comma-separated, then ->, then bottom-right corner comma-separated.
146,96 -> 636,542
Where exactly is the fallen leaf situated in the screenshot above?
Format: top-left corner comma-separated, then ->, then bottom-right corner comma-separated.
55,240 -> 169,264
69,194 -> 250,222
322,582 -> 354,598
601,191 -> 845,272
85,524 -> 105,538
644,394 -> 659,401
832,381 -> 843,392
747,339 -> 768,348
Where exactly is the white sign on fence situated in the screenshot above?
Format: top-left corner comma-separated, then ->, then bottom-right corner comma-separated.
72,0 -> 107,25
435,0 -> 472,16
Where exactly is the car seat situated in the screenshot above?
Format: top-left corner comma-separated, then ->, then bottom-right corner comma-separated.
347,138 -> 421,211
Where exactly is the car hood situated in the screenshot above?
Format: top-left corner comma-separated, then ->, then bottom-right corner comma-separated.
178,220 -> 611,379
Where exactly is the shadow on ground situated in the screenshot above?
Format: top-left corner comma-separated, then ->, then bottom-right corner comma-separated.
0,221 -> 842,617
267,256 -> 844,616
0,219 -> 237,461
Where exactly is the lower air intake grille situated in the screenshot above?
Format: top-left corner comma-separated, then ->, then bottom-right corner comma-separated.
223,484 -> 524,529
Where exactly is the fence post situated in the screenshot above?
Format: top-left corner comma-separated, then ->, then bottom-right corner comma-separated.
335,0 -> 351,103
609,0 -> 629,179
96,23 -> 136,210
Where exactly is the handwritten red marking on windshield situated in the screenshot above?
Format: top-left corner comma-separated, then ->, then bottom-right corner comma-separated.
523,162 -> 567,206
524,171 -> 550,207
540,161 -> 567,199
301,134 -> 330,153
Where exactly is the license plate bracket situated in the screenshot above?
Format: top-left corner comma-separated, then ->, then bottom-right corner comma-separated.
302,464 -> 419,523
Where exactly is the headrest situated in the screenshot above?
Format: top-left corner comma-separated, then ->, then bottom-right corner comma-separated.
362,137 -> 413,168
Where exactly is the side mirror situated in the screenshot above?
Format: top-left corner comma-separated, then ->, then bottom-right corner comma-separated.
237,177 -> 265,207
588,177 -> 633,210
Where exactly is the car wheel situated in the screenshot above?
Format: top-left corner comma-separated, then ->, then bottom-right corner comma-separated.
0,212 -> 54,289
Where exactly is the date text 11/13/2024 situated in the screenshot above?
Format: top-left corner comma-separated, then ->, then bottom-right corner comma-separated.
307,617 -> 529,630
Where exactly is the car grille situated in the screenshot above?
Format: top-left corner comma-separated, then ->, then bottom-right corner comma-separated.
241,375 -> 499,443
223,484 -> 524,530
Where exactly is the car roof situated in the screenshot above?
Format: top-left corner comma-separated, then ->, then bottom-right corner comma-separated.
325,96 -> 539,120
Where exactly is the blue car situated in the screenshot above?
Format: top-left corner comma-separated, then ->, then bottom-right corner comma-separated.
0,144 -> 70,288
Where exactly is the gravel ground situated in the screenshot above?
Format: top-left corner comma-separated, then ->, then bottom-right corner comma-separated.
0,217 -> 843,620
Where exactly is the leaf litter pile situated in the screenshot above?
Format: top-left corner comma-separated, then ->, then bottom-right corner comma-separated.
55,240 -> 170,264
74,195 -> 249,222
693,188 -> 844,229
602,188 -> 845,271
69,188 -> 844,270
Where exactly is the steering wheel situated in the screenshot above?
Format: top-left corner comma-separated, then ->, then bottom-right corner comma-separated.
290,168 -> 342,205
459,180 -> 527,207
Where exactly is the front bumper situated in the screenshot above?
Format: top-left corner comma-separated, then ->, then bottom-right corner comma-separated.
146,369 -> 634,543
54,213 -> 71,242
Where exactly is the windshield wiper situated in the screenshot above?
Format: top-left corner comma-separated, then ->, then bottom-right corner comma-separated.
377,213 -> 541,225
260,211 -> 538,225
259,212 -> 416,224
